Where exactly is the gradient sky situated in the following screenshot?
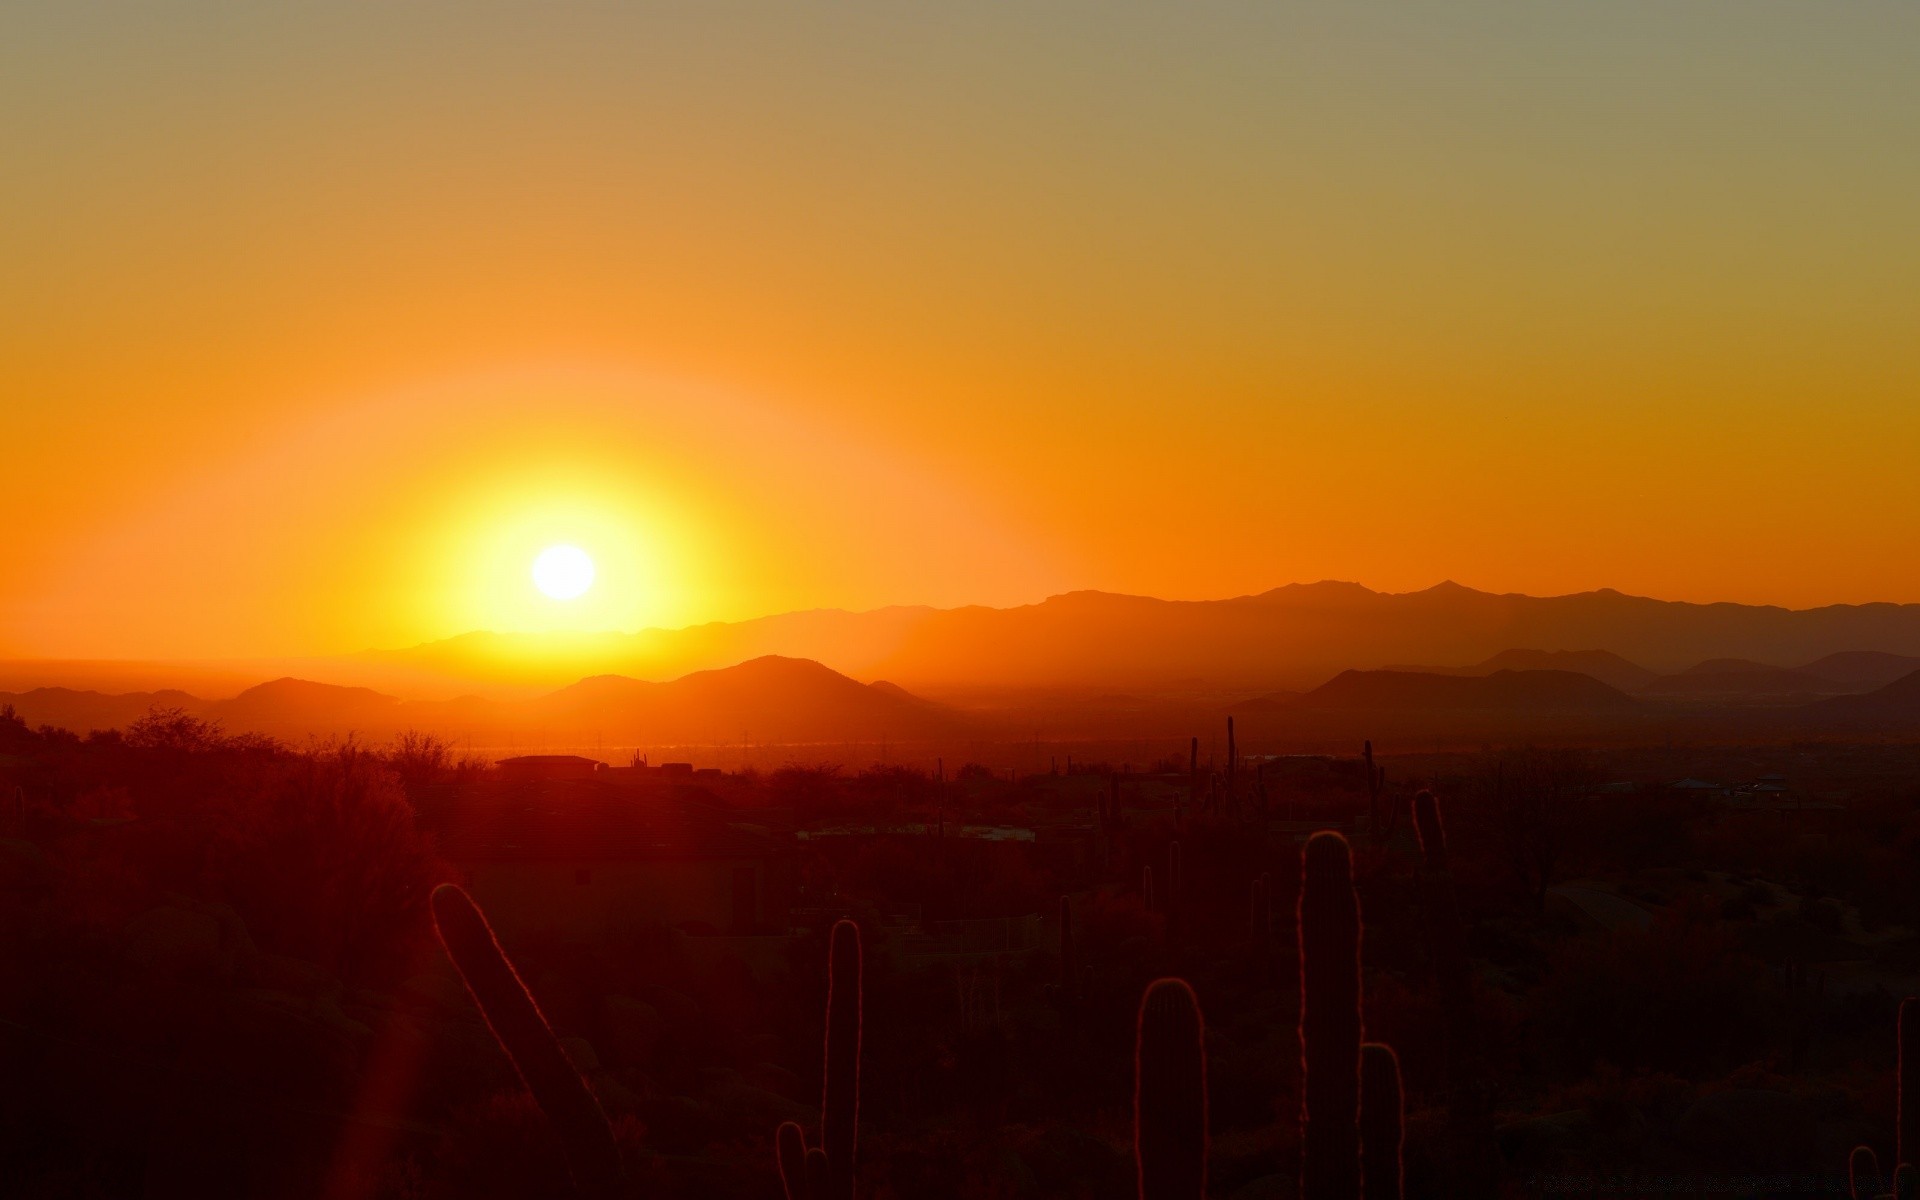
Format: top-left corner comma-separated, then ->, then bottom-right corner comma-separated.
5,2 -> 1918,660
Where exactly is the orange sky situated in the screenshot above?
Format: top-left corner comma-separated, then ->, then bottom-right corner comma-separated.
4,3 -> 1919,660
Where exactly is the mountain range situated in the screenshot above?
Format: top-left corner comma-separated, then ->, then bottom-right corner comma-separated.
337,581 -> 1920,698
6,582 -> 1920,750
0,657 -> 953,748
9,651 -> 1920,754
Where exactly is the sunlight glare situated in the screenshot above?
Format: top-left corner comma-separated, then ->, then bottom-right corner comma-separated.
532,544 -> 596,600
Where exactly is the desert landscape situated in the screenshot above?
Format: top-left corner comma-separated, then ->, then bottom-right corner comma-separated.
6,2 -> 1919,1197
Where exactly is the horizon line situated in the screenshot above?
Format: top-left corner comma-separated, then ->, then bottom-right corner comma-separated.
9,577 -> 1920,668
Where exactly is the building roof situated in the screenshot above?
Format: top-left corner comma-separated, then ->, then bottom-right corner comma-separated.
434,781 -> 781,863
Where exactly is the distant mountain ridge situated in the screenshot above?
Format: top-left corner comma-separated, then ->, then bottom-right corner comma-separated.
346,581 -> 1920,696
9,582 -> 1920,747
1810,669 -> 1920,720
0,656 -> 957,746
10,582 -> 1920,702
1274,669 -> 1642,714
1383,649 -> 1659,693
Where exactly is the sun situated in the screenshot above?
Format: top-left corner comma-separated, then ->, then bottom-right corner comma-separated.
531,544 -> 596,600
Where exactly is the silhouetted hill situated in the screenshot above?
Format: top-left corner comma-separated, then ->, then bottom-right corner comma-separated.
361,582 -> 1920,695
1796,651 -> 1920,690
1385,649 -> 1657,693
0,687 -> 206,733
1476,649 -> 1658,692
213,678 -> 403,733
1643,659 -> 1848,702
867,679 -> 935,706
528,656 -> 955,742
1809,669 -> 1920,718
2,658 -> 958,746
1273,669 -> 1641,714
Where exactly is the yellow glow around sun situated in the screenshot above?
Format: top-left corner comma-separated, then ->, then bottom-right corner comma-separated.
532,544 -> 595,600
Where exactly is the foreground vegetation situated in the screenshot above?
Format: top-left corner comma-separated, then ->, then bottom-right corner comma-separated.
5,705 -> 1920,1197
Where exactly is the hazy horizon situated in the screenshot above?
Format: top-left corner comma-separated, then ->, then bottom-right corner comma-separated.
16,575 -> 1920,669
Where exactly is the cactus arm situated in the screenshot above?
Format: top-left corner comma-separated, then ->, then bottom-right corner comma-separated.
1360,1043 -> 1405,1200
1852,1145 -> 1884,1200
804,1146 -> 831,1199
777,1121 -> 808,1200
429,884 -> 625,1199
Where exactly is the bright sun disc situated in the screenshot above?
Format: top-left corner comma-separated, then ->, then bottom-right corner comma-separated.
532,544 -> 595,600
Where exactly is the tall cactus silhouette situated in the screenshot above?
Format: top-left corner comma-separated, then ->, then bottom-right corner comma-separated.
1414,787 -> 1500,1194
1167,841 -> 1185,939
778,919 -> 864,1200
777,920 -> 861,1200
1226,716 -> 1236,801
1412,790 -> 1446,872
1413,791 -> 1470,1066
1049,895 -> 1085,1009
1414,792 -> 1469,1012
1362,741 -> 1387,842
1854,997 -> 1920,1199
1905,998 -> 1920,1173
1362,741 -> 1374,825
1299,831 -> 1363,1200
1135,978 -> 1207,1200
1059,895 -> 1077,992
1360,1043 -> 1405,1200
429,884 -> 625,1200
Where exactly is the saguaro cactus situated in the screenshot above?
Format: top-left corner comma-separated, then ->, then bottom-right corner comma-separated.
1361,1043 -> 1405,1200
778,919 -> 864,1200
1852,1145 -> 1918,1200
1362,741 -> 1387,842
1053,895 -> 1082,1007
1226,717 -> 1237,799
1904,998 -> 1920,1172
1412,790 -> 1446,871
1060,895 -> 1076,988
430,884 -> 625,1200
1413,791 -> 1469,1036
1135,978 -> 1208,1200
1299,831 -> 1362,1200
1413,790 -> 1498,1200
